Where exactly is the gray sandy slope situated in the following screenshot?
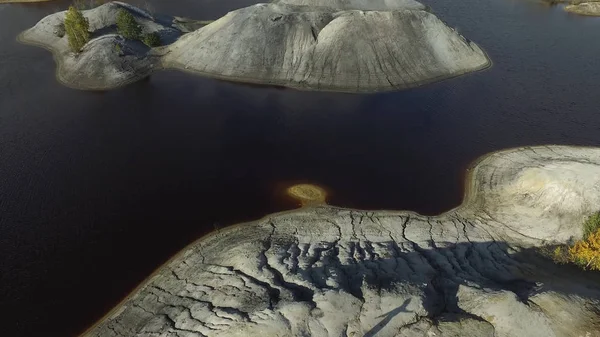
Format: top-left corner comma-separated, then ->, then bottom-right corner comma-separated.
163,2 -> 490,92
84,146 -> 600,337
20,0 -> 489,92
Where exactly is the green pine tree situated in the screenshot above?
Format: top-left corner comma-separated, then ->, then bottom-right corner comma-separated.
116,9 -> 142,40
64,6 -> 90,53
142,32 -> 161,47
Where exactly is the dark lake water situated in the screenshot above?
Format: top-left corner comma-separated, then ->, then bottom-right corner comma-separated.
1,0 -> 600,336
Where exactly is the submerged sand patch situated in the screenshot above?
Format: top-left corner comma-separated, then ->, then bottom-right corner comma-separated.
286,183 -> 328,206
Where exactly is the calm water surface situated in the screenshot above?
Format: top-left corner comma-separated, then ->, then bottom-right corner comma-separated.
1,0 -> 600,336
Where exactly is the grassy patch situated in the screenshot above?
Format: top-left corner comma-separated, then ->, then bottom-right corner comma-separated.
583,212 -> 600,239
545,212 -> 600,271
569,228 -> 600,270
142,32 -> 161,47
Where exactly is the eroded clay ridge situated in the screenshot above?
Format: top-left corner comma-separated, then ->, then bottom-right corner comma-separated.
84,146 -> 600,337
19,0 -> 490,92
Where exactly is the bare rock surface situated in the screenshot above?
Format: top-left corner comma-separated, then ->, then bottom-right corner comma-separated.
20,0 -> 489,92
84,146 -> 600,337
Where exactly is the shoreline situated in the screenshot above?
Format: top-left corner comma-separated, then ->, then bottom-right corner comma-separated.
78,144 -> 599,337
17,31 -> 162,91
17,30 -> 493,93
160,51 -> 493,94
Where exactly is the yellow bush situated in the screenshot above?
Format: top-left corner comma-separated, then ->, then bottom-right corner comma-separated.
568,228 -> 600,271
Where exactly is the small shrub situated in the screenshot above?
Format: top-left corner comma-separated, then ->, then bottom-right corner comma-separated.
142,32 -> 161,47
569,228 -> 600,271
116,9 -> 142,40
114,43 -> 123,55
550,245 -> 570,264
583,212 -> 600,239
64,6 -> 90,53
548,213 -> 600,271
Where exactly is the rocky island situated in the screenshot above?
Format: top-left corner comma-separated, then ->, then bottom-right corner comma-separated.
564,1 -> 600,16
18,2 -> 194,89
538,0 -> 600,16
19,0 -> 490,92
83,146 -> 600,337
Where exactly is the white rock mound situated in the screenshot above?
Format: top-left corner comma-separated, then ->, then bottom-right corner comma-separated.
164,2 -> 490,92
83,146 -> 600,337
